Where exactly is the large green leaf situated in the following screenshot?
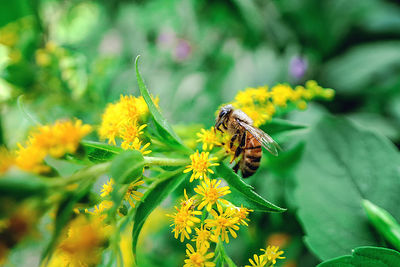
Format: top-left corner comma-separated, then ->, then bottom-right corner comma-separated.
110,150 -> 144,184
81,140 -> 123,163
260,118 -> 308,136
295,116 -> 400,260
318,246 -> 400,267
321,41 -> 400,94
215,164 -> 285,213
131,168 -> 187,258
135,56 -> 188,151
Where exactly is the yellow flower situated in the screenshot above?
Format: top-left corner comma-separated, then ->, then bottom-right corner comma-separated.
14,120 -> 91,174
196,127 -> 219,150
245,254 -> 267,267
271,84 -> 293,107
100,178 -> 115,197
124,180 -> 145,208
30,120 -> 92,158
217,133 -> 237,163
49,216 -> 111,267
184,243 -> 215,267
120,121 -> 147,150
98,94 -> 158,145
194,177 -> 231,211
205,205 -> 240,243
85,200 -> 114,221
261,245 -> 285,265
167,193 -> 202,242
0,147 -> 15,174
230,205 -> 253,226
192,225 -> 213,249
123,137 -> 151,155
184,151 -> 219,182
15,143 -> 49,174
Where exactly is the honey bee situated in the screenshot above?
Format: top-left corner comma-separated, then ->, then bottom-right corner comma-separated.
215,104 -> 280,178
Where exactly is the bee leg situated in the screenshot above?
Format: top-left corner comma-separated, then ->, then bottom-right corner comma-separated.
230,133 -> 238,149
233,160 -> 240,173
234,133 -> 246,159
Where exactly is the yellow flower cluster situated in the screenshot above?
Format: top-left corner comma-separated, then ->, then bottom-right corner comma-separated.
167,175 -> 253,265
99,95 -> 158,155
231,80 -> 335,127
47,215 -> 111,267
14,120 -> 91,174
245,245 -> 285,267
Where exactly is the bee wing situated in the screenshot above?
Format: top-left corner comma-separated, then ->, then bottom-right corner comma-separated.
237,120 -> 281,156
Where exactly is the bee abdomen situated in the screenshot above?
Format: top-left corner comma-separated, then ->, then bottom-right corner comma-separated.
240,134 -> 262,178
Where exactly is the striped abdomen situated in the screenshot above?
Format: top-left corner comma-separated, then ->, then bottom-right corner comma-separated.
240,133 -> 262,178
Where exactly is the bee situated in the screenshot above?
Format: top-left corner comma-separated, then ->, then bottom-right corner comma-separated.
215,104 -> 280,178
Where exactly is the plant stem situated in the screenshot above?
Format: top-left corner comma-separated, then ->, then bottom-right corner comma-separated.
144,156 -> 190,166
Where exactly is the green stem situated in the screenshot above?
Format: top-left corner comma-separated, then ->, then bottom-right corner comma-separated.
45,156 -> 189,188
47,162 -> 111,188
144,156 -> 190,166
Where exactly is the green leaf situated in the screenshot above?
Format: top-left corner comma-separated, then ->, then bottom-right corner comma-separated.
135,56 -> 188,151
131,168 -> 187,257
81,140 -> 123,163
321,41 -> 400,94
0,170 -> 48,200
362,200 -> 400,251
110,150 -> 144,184
260,118 -> 308,136
318,246 -> 400,267
215,164 -> 285,213
44,157 -> 85,177
295,115 -> 400,260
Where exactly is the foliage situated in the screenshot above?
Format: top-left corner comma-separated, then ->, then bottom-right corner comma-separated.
1,0 -> 400,266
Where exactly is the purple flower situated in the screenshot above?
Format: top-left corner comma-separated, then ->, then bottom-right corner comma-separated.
289,56 -> 308,80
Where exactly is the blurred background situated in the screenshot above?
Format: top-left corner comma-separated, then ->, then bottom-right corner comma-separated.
1,0 -> 400,266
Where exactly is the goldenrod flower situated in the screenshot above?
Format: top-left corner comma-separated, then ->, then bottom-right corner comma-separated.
192,225 -> 213,249
120,121 -> 147,150
205,205 -> 240,243
167,194 -> 202,242
261,245 -> 285,265
29,120 -> 92,158
184,151 -> 219,182
49,216 -> 111,267
194,178 -> 231,211
0,147 -> 15,174
184,243 -> 215,267
100,178 -> 115,197
123,137 -> 151,155
85,200 -> 114,221
124,180 -> 145,208
196,127 -> 219,150
271,84 -> 293,107
230,205 -> 253,226
99,94 -> 157,145
15,143 -> 49,174
245,254 -> 267,267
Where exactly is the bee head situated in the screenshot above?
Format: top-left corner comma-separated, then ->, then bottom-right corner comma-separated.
215,104 -> 233,131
